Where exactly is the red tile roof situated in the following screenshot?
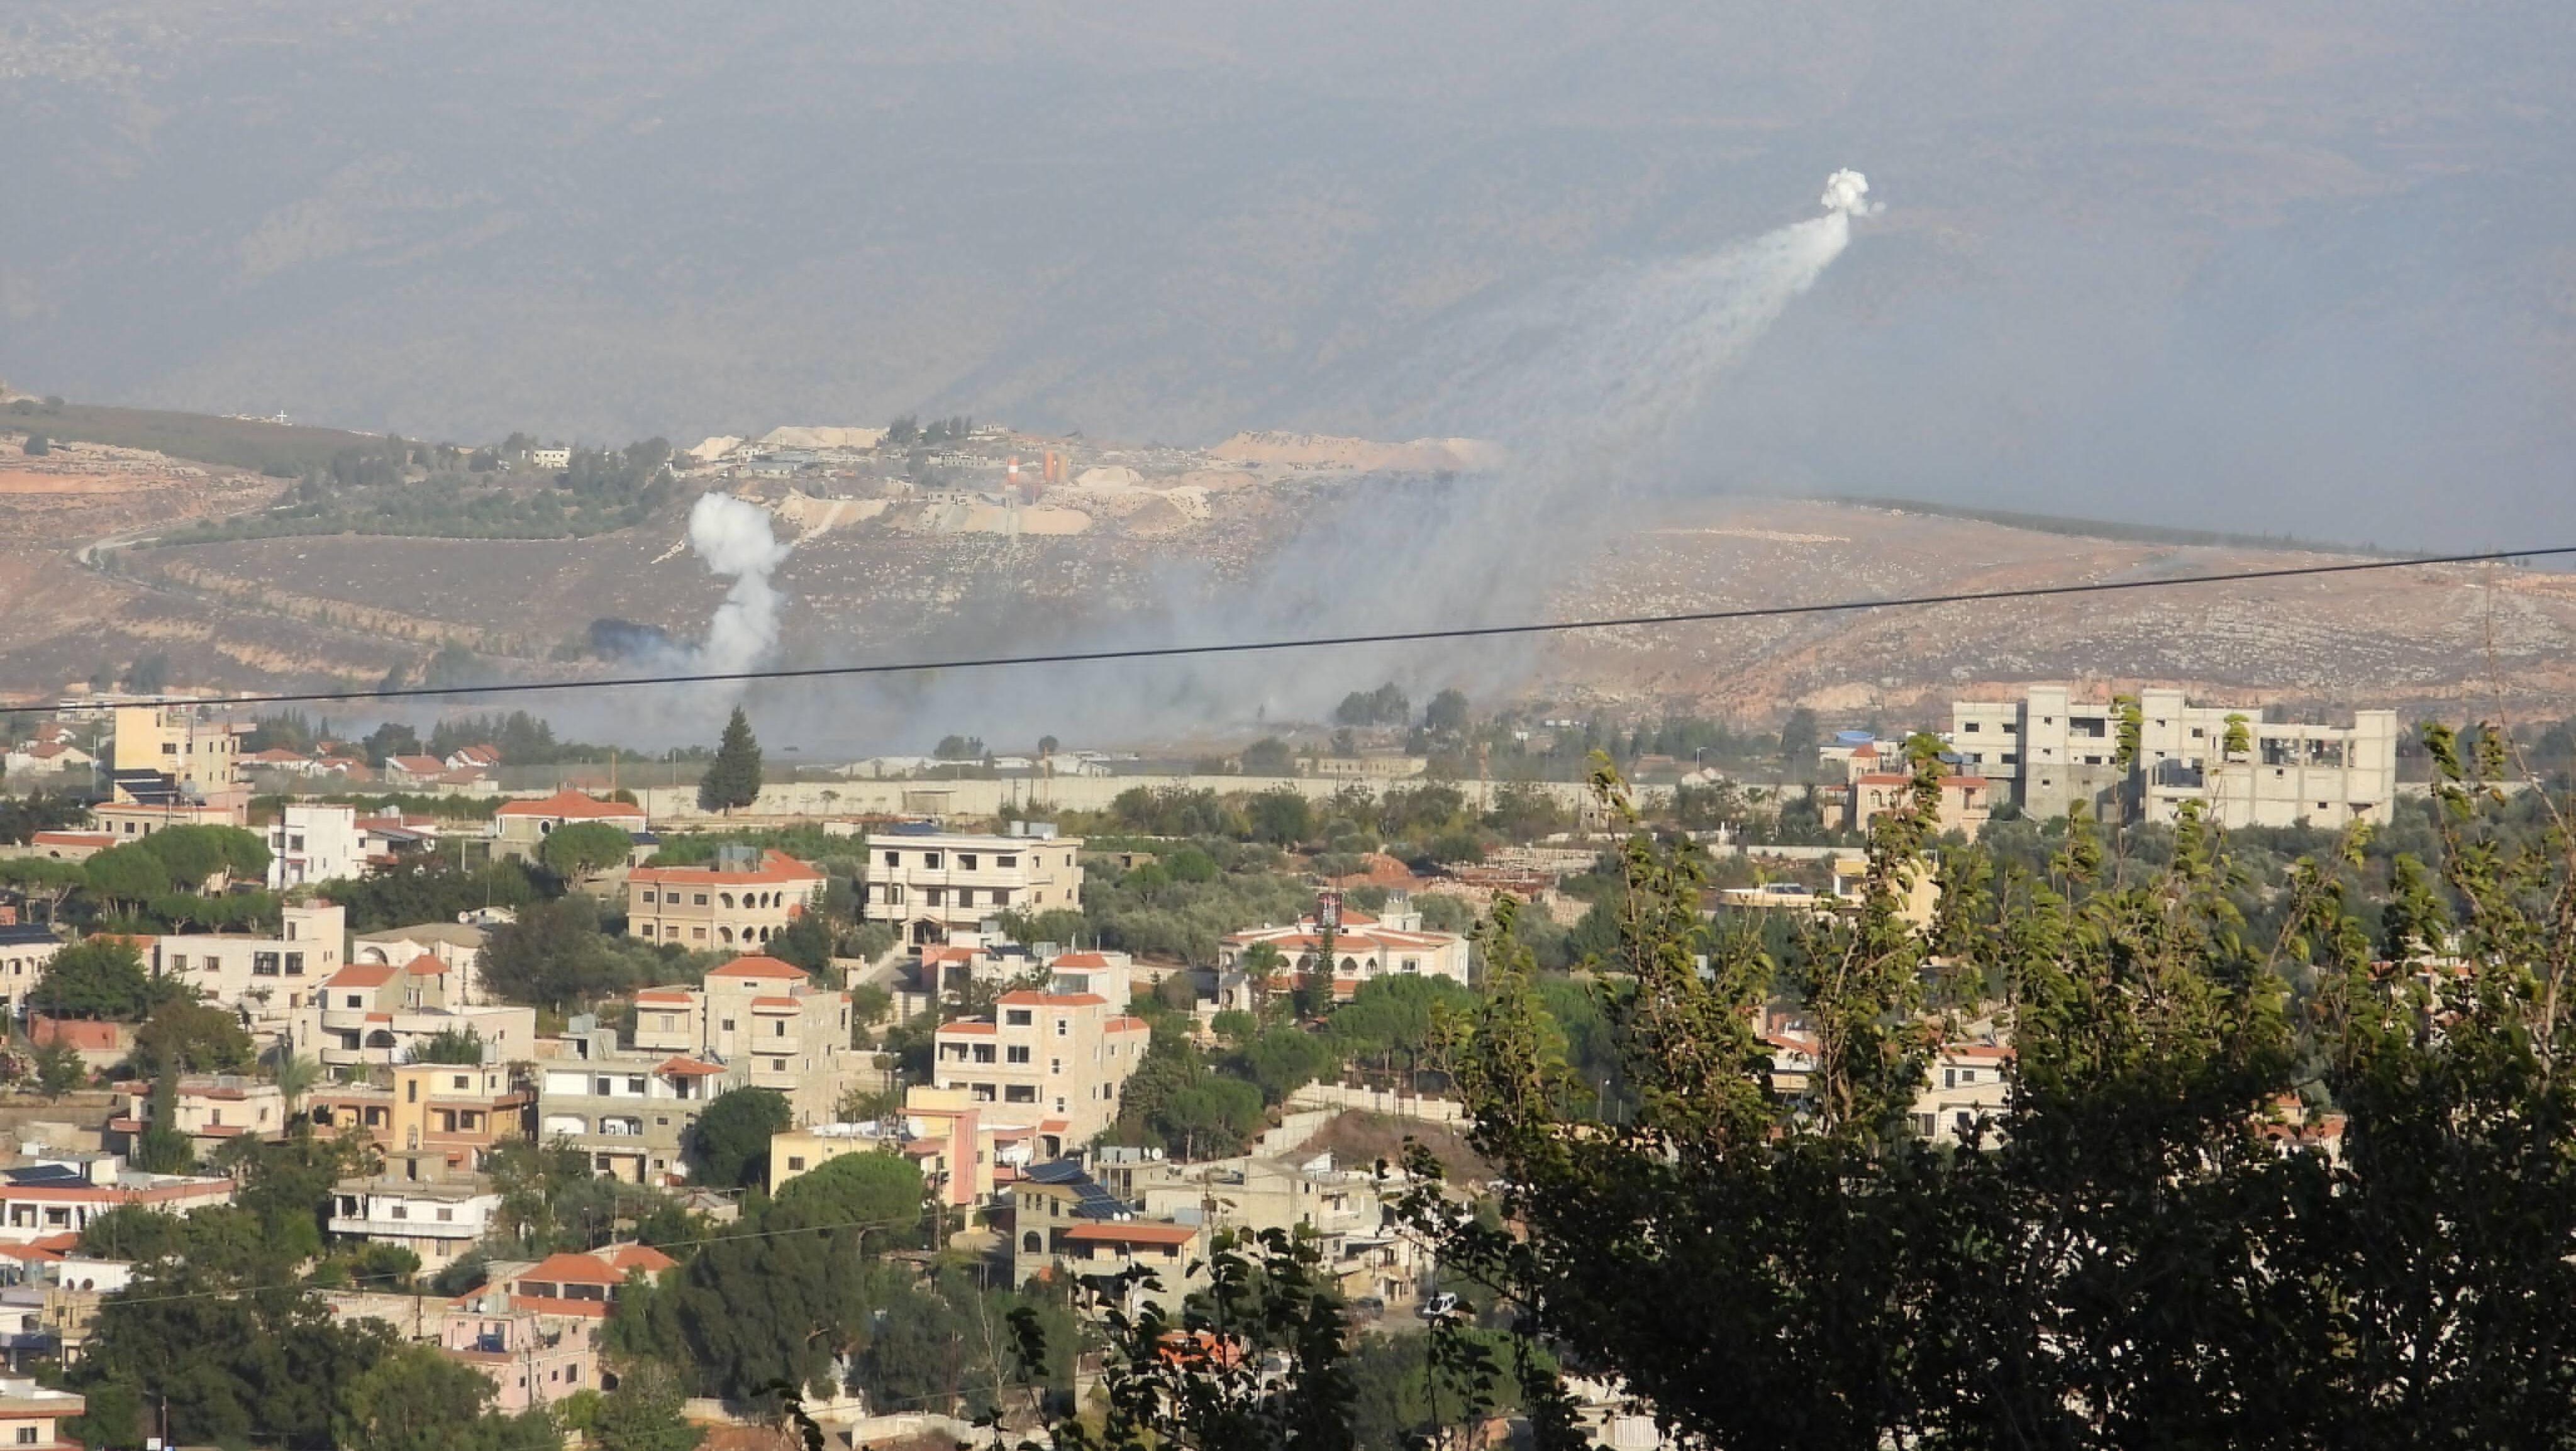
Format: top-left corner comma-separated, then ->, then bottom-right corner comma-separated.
631,849 -> 820,886
1062,1221 -> 1199,1247
655,1056 -> 724,1077
704,954 -> 809,982
997,990 -> 1106,1007
494,789 -> 647,822
326,962 -> 401,989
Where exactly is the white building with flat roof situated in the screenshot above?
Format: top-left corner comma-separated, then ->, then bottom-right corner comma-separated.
1950,685 -> 2398,829
867,830 -> 1085,945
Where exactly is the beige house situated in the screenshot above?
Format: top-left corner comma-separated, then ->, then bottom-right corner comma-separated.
933,989 -> 1149,1154
629,954 -> 863,1125
330,1151 -> 505,1271
626,848 -> 822,951
866,831 -> 1085,945
537,1025 -> 731,1185
1214,893 -> 1470,1003
0,1377 -> 83,1448
106,1076 -> 287,1158
289,955 -> 536,1070
1008,1160 -> 1206,1313
1911,1043 -> 2013,1144
489,789 -> 648,856
767,1085 -> 1037,1208
1846,772 -> 1994,841
153,899 -> 346,1018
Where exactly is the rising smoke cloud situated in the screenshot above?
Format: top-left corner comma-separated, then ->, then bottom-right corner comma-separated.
725,172 -> 1874,751
685,491 -> 797,674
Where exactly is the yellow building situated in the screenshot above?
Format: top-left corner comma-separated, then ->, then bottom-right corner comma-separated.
109,703 -> 246,795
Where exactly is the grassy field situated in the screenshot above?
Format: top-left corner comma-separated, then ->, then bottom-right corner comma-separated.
5,399 -> 399,476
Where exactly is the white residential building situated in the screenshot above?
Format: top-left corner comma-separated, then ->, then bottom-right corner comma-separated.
865,830 -> 1085,945
1950,685 -> 2398,828
152,899 -> 346,1018
330,1153 -> 504,1271
268,803 -> 365,888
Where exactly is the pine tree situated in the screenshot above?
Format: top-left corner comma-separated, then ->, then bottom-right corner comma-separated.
697,706 -> 762,814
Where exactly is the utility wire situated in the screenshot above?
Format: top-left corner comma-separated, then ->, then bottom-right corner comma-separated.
59,544 -> 2576,713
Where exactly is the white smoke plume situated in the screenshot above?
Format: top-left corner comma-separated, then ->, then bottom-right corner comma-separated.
1821,168 -> 1877,216
713,172 -> 1875,752
685,491 -> 796,674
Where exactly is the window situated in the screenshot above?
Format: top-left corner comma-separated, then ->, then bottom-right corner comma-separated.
788,1157 -> 806,1172
346,994 -> 365,1008
1005,1009 -> 1033,1027
924,852 -> 942,870
955,888 -> 974,909
770,1057 -> 787,1072
721,1019 -> 736,1033
1004,1085 -> 1038,1103
1962,721 -> 1979,733
960,853 -> 977,870
884,850 -> 901,867
926,887 -> 945,908
640,890 -> 656,903
693,893 -> 709,906
999,854 -> 1018,869
390,1204 -> 408,1220
974,1045 -> 996,1064
773,1020 -> 786,1037
19,1424 -> 40,1443
1006,1045 -> 1031,1064
594,1077 -> 612,1096
437,1206 -> 455,1222
285,952 -> 304,976
628,1076 -> 647,1094
1050,1058 -> 1061,1076
255,952 -> 283,977
1055,1018 -> 1069,1037
168,954 -> 187,971
453,1074 -> 470,1090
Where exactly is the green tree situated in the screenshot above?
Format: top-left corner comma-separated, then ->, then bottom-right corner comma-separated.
404,1025 -> 486,1064
30,937 -> 155,1020
1246,789 -> 1314,847
131,1073 -> 196,1173
22,433 -> 49,456
591,1357 -> 697,1451
1424,688 -> 1472,735
697,706 -> 763,813
136,823 -> 270,889
770,1148 -> 925,1254
689,1086 -> 791,1189
131,996 -> 257,1076
32,1036 -> 88,1097
333,1343 -> 501,1451
0,857 -> 86,922
540,820 -> 636,880
1240,737 -> 1297,776
82,844 -> 177,915
479,895 -> 625,1007
267,1048 -> 321,1118
767,910 -> 835,976
1776,704 -> 1821,763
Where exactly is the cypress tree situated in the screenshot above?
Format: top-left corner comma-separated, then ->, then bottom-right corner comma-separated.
698,705 -> 763,813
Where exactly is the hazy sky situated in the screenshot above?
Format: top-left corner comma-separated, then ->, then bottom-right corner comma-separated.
5,0 -> 2573,548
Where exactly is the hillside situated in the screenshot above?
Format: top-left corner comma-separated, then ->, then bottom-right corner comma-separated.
6,420 -> 2571,740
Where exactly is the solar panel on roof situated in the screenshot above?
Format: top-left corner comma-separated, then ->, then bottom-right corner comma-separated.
1025,1159 -> 1087,1184
1072,1184 -> 1131,1218
3,1165 -> 87,1187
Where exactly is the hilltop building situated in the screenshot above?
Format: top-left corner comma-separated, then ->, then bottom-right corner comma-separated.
1950,686 -> 2397,828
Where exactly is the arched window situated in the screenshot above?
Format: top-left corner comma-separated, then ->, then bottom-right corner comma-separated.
720,892 -> 736,909
1023,1231 -> 1042,1254
718,927 -> 735,943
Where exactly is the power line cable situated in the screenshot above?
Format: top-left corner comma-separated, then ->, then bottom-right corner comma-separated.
57,545 -> 2576,713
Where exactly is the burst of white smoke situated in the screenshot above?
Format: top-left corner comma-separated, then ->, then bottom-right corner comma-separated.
686,492 -> 795,672
1820,168 -> 1876,216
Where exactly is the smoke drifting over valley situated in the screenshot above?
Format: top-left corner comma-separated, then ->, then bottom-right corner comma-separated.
8,3 -> 2576,743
